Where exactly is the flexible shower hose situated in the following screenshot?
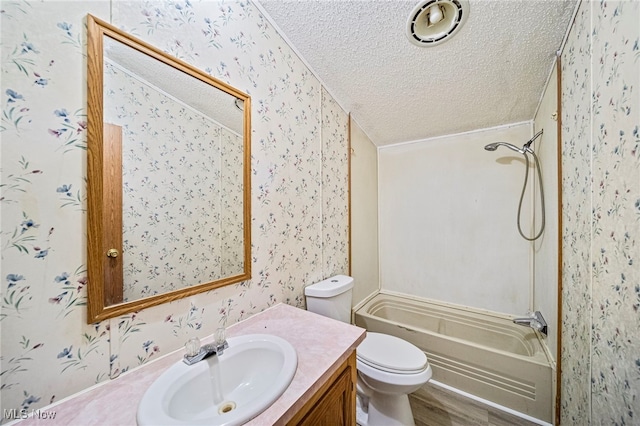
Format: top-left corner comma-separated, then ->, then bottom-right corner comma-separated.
517,150 -> 545,241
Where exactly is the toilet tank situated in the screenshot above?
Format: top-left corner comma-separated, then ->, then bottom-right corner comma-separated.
304,275 -> 354,323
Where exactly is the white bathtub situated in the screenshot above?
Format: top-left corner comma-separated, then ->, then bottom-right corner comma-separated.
354,292 -> 553,423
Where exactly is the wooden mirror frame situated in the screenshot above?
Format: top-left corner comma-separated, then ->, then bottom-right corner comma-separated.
86,14 -> 251,323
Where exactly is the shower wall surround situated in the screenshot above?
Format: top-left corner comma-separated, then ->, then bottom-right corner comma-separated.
560,0 -> 639,423
378,123 -> 533,315
0,0 -> 348,417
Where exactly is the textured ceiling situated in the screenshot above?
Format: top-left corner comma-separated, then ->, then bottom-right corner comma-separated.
255,0 -> 577,146
105,37 -> 243,134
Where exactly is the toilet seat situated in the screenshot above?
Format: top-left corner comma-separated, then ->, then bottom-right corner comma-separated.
356,332 -> 428,374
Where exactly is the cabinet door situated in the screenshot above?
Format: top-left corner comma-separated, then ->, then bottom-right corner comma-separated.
288,352 -> 356,426
298,367 -> 352,426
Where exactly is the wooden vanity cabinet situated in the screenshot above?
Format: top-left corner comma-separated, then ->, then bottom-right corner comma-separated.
287,351 -> 357,426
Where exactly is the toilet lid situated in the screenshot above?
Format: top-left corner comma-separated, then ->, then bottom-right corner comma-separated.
356,332 -> 428,374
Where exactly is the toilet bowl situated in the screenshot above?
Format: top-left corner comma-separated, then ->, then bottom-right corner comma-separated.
304,275 -> 432,426
355,332 -> 432,425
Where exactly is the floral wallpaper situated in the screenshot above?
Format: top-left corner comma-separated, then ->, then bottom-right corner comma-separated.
588,0 -> 639,423
561,0 -> 639,424
560,1 -> 592,422
1,0 -> 348,419
220,122 -> 245,278
321,89 -> 349,277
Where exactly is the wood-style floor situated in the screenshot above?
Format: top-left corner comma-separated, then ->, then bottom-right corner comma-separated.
409,383 -> 541,426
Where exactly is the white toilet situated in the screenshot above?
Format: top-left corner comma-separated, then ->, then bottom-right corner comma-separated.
305,275 -> 432,426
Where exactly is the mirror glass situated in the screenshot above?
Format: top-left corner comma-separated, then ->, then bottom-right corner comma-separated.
87,15 -> 251,323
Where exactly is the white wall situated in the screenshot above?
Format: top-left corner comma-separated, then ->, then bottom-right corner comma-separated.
350,119 -> 379,306
378,123 -> 533,315
533,63 -> 559,360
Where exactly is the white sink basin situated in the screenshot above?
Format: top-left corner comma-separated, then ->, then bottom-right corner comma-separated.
137,334 -> 297,425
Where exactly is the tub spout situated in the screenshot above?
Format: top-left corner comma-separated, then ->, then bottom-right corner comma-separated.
513,311 -> 547,337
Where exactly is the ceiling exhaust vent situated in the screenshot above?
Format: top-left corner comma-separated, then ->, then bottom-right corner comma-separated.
406,0 -> 469,47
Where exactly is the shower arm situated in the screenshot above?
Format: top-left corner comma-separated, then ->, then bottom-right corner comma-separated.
523,129 -> 544,152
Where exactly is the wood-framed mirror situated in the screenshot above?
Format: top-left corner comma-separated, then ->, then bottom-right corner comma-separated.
87,14 -> 251,323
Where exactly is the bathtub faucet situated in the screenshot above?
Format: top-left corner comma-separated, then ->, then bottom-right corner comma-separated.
513,311 -> 547,336
182,328 -> 228,365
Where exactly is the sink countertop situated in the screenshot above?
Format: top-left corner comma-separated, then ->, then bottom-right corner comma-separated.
16,303 -> 365,425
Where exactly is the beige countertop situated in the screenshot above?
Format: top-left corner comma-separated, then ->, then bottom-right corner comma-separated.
16,303 -> 365,425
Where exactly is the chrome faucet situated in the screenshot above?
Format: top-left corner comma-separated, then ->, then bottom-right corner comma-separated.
513,311 -> 548,336
183,328 -> 228,366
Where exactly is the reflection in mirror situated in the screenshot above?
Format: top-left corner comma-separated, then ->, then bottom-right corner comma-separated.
87,14 -> 251,323
104,37 -> 245,302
